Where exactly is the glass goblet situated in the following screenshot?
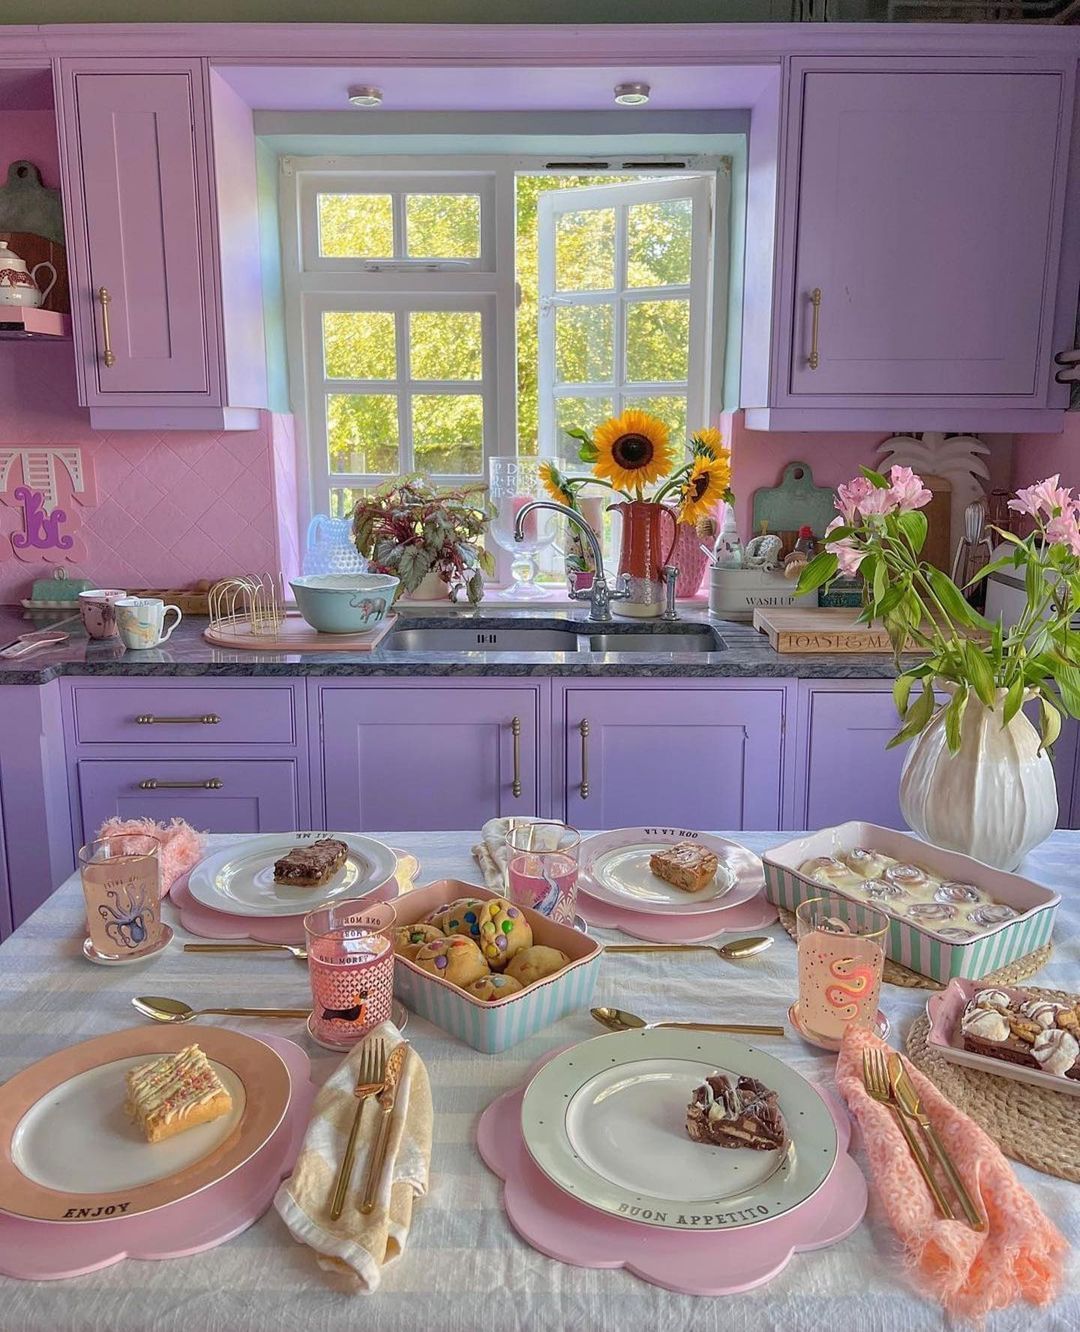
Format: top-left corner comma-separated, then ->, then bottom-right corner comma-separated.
488,458 -> 557,600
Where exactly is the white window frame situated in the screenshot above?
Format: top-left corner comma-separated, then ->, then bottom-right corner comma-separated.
279,154 -> 729,525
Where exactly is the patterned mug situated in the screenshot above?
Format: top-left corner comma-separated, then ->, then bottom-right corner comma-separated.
116,596 -> 183,650
78,589 -> 127,640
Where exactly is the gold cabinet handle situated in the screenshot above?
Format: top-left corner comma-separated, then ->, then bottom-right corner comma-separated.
97,286 -> 117,368
807,287 -> 822,370
511,716 -> 522,799
579,719 -> 590,799
135,714 -> 221,725
137,778 -> 223,790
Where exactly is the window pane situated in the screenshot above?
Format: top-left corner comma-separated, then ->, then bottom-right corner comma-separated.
555,304 -> 613,384
625,299 -> 690,383
555,208 -> 614,291
627,198 -> 693,288
625,394 -> 687,440
412,394 -> 483,475
555,395 -> 614,441
326,393 -> 400,474
317,193 -> 394,258
322,311 -> 396,380
330,487 -> 364,520
409,311 -> 483,381
406,194 -> 481,259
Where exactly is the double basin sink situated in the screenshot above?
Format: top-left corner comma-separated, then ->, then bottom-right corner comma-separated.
383,622 -> 726,655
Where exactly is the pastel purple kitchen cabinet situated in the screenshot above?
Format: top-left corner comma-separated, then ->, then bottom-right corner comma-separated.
316,681 -> 543,832
558,682 -> 787,831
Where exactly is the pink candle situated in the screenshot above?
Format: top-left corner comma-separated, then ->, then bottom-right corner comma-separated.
512,494 -> 538,542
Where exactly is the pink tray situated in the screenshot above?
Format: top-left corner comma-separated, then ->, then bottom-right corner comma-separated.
576,892 -> 778,943
477,1053 -> 866,1296
0,1034 -> 315,1280
169,850 -> 416,944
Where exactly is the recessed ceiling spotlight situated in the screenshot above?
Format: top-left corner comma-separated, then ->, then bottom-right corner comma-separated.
614,82 -> 650,107
347,85 -> 384,108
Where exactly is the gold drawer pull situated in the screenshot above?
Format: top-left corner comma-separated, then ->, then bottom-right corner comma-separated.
579,719 -> 590,799
135,714 -> 221,725
511,716 -> 522,799
807,287 -> 822,370
138,778 -> 223,790
98,286 -> 117,368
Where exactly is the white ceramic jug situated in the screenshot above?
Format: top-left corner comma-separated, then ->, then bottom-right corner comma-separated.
0,240 -> 57,309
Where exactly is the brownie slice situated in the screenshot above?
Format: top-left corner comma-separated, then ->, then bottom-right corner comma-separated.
649,842 -> 719,893
685,1074 -> 786,1151
273,837 -> 348,887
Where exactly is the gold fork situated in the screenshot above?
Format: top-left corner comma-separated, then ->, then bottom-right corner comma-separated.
889,1054 -> 984,1230
329,1037 -> 387,1221
862,1047 -> 954,1221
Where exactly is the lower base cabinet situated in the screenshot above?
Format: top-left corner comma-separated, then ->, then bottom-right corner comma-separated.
76,759 -> 302,838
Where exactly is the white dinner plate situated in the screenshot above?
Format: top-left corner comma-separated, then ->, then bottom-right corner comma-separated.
577,827 -> 763,916
520,1028 -> 837,1231
186,832 -> 398,918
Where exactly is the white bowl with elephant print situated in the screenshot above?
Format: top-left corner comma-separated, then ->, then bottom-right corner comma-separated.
289,573 -> 399,634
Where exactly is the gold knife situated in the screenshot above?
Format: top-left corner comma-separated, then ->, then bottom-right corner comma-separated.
359,1042 -> 409,1216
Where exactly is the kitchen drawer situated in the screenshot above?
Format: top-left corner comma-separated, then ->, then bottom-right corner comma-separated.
76,759 -> 300,838
69,683 -> 297,746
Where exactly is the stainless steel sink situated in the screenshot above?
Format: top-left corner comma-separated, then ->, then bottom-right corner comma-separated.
383,625 -> 582,652
586,629 -> 724,654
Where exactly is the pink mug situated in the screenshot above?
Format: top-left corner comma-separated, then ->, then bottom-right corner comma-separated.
78,589 -> 127,640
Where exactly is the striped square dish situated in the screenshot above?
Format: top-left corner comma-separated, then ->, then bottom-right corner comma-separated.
392,879 -> 601,1053
762,823 -> 1060,984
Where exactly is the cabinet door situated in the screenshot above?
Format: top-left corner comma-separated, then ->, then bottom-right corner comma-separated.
789,69 -> 1064,399
76,760 -> 299,838
66,66 -> 216,401
801,690 -> 911,830
563,687 -> 785,831
320,686 -> 540,832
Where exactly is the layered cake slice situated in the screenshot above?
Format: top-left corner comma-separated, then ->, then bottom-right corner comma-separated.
685,1074 -> 786,1151
960,987 -> 1080,1082
649,842 -> 719,893
126,1044 -> 233,1143
273,837 -> 349,887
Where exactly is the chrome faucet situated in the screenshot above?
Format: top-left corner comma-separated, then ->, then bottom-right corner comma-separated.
513,500 -> 630,621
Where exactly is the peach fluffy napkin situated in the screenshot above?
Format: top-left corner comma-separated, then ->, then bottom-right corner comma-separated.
97,816 -> 206,897
836,1025 -> 1067,1319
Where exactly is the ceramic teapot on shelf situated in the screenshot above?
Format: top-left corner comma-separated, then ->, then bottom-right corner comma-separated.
0,239 -> 57,309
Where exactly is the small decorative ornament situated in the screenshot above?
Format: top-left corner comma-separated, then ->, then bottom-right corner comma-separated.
0,446 -> 95,564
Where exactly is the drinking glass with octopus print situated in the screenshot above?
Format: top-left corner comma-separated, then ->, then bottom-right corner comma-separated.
795,892 -> 887,1043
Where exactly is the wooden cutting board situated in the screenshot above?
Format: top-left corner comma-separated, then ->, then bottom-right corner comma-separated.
204,613 -> 396,653
752,607 -> 927,654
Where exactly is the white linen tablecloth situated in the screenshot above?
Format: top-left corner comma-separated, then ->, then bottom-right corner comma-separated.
0,830 -> 1077,1332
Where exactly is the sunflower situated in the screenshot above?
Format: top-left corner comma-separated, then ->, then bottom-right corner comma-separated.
538,460 -> 574,506
691,426 -> 724,459
679,452 -> 731,525
592,410 -> 673,494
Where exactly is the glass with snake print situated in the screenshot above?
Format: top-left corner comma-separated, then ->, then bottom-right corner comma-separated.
795,892 -> 888,1043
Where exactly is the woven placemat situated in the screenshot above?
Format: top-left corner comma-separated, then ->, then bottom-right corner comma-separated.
777,907 -> 1052,990
905,986 -> 1079,1182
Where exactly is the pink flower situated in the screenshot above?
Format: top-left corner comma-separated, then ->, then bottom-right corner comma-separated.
836,476 -> 875,523
1009,475 -> 1075,520
856,486 -> 895,518
886,465 -> 933,513
1046,512 -> 1080,558
825,516 -> 867,576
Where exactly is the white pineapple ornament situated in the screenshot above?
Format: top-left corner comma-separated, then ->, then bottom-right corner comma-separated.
877,434 -> 990,555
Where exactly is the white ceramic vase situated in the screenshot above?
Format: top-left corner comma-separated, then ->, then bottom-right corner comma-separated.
899,692 -> 1058,871
403,570 -> 450,601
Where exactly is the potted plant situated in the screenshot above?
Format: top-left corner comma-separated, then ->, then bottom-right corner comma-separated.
797,466 -> 1080,869
352,474 -> 496,605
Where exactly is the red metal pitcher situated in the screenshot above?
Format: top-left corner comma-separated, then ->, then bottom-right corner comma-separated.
609,500 -> 678,618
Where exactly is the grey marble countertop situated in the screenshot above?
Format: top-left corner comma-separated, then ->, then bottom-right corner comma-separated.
0,603 -> 908,684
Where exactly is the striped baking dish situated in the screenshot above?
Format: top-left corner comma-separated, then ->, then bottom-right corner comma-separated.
762,823 -> 1060,983
392,879 -> 601,1053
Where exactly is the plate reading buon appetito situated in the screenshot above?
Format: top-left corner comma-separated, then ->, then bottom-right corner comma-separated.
520,1028 -> 838,1232
576,827 -> 764,916
185,832 -> 399,918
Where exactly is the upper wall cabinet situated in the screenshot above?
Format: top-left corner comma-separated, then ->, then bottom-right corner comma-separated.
55,60 -> 267,429
745,60 -> 1078,433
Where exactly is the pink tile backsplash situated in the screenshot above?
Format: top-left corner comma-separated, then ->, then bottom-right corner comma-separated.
0,340 -> 289,604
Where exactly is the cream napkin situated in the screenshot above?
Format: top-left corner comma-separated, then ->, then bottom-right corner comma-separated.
273,1024 -> 432,1293
472,816 -> 561,893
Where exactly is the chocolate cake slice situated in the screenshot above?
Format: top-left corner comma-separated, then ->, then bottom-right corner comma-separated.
685,1074 -> 786,1151
272,837 -> 348,887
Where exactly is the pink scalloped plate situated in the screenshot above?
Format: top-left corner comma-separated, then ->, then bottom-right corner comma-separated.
477,1053 -> 866,1295
169,850 -> 417,944
576,892 -> 777,943
0,1035 -> 315,1281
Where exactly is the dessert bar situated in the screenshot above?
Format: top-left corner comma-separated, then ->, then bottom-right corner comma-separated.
685,1073 -> 786,1150
273,837 -> 349,887
126,1044 -> 233,1144
649,842 -> 720,893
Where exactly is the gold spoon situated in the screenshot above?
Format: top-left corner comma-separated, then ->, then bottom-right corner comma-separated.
591,1006 -> 786,1037
132,995 -> 310,1023
604,936 -> 773,961
184,942 -> 308,960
